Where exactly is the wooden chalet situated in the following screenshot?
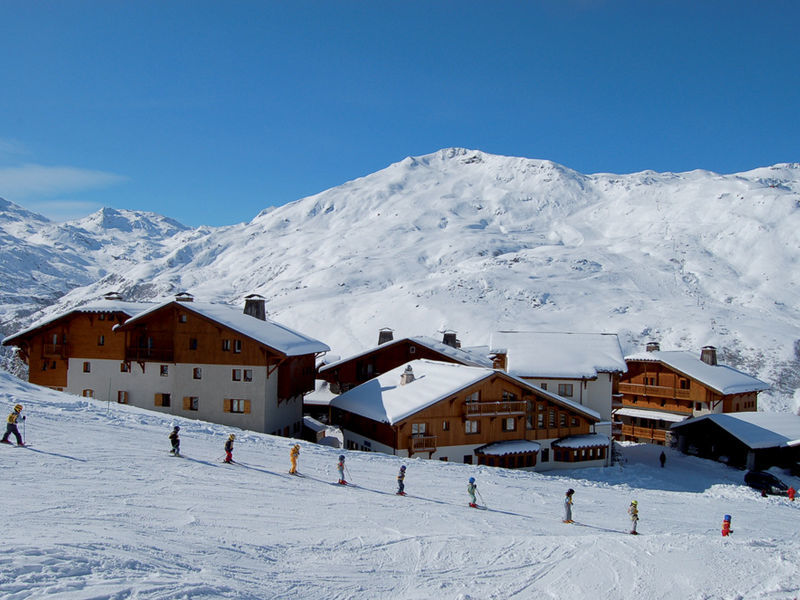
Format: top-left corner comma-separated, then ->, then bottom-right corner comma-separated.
615,343 -> 769,445
329,358 -> 609,471
317,329 -> 492,394
3,293 -> 330,436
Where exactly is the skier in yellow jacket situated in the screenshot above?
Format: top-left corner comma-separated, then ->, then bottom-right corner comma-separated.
1,404 -> 24,446
289,444 -> 300,474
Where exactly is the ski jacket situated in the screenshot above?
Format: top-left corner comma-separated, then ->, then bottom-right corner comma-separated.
467,482 -> 477,495
169,431 -> 179,444
291,446 -> 300,459
628,505 -> 639,521
225,439 -> 234,453
7,411 -> 21,425
397,470 -> 405,482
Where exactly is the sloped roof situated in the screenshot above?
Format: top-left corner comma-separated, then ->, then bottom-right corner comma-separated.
475,440 -> 542,456
2,300 -> 153,346
671,412 -> 800,450
117,300 -> 329,357
329,359 -> 601,425
614,407 -> 688,423
319,335 -> 493,373
625,350 -> 769,395
491,331 -> 627,378
552,433 -> 611,449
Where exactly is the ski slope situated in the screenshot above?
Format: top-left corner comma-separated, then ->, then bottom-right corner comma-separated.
1,372 -> 799,599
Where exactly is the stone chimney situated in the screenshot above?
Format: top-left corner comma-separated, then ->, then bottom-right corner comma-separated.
378,327 -> 394,345
646,341 -> 660,352
400,365 -> 415,386
175,292 -> 194,302
700,346 -> 718,366
103,291 -> 123,301
243,294 -> 267,321
442,330 -> 459,348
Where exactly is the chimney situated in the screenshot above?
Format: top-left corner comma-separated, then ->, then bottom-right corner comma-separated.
175,292 -> 194,302
243,294 -> 267,321
646,341 -> 660,352
103,291 -> 123,301
378,328 -> 394,345
442,330 -> 459,348
700,346 -> 718,366
400,365 -> 415,386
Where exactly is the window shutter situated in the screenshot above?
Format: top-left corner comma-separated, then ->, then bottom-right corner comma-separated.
244,400 -> 251,414
183,397 -> 191,410
223,398 -> 232,413
154,394 -> 162,407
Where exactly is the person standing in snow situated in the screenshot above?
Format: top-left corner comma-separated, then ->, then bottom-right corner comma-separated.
788,486 -> 795,502
224,434 -> 235,463
659,451 -> 666,468
396,465 -> 406,495
563,488 -> 575,523
1,404 -> 24,446
628,500 -> 639,534
289,444 -> 300,474
467,477 -> 478,507
337,454 -> 347,484
169,426 -> 180,456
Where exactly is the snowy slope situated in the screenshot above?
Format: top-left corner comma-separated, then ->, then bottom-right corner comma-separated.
1,374 -> 799,599
2,149 -> 800,409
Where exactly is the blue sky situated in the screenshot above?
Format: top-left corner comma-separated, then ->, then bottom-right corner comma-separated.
1,1 -> 798,227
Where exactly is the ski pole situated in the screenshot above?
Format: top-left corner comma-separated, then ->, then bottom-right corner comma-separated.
476,489 -> 487,508
345,464 -> 354,483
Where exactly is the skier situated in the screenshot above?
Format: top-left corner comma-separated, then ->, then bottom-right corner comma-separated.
467,477 -> 478,507
788,486 -> 796,502
563,488 -> 575,523
289,443 -> 300,474
396,465 -> 407,495
628,500 -> 639,534
169,426 -> 180,456
337,454 -> 347,484
1,404 -> 24,446
659,451 -> 666,468
224,434 -> 235,463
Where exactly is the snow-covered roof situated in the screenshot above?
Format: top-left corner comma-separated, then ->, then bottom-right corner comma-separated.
625,350 -> 769,395
118,300 -> 329,357
476,440 -> 542,456
552,433 -> 611,449
671,412 -> 800,450
2,300 -> 154,345
329,359 -> 601,425
319,336 -> 493,372
491,331 -> 627,379
302,416 -> 328,433
330,359 -> 492,425
304,380 -> 338,406
614,407 -> 688,423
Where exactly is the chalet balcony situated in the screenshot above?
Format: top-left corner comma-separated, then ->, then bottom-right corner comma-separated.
620,424 -> 667,443
409,435 -> 437,453
465,400 -> 527,417
125,347 -> 174,363
612,394 -> 624,409
619,382 -> 691,400
41,343 -> 66,358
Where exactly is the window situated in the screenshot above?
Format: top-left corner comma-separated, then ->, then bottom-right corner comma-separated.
571,416 -> 579,427
463,455 -> 473,465
695,402 -> 702,411
526,415 -> 534,430
183,396 -> 199,411
541,448 -> 549,462
557,383 -> 573,397
224,399 -> 251,414
222,339 -> 231,352
41,361 -> 48,371
442,420 -> 450,431
560,413 -> 567,427
117,391 -> 128,404
179,314 -> 187,323
189,338 -> 198,350
502,390 -> 517,402
540,383 -> 548,390
646,377 -> 655,385
465,420 -> 479,434
155,393 -> 171,407
537,412 -> 544,428
97,335 -> 105,346
120,362 -> 129,373
502,417 -> 516,432
83,362 -> 91,373
439,457 -> 448,462
160,365 -> 169,377
549,409 -> 556,428
232,369 -> 242,382
99,313 -> 106,321
411,423 -> 427,436
193,367 -> 202,380
243,369 -> 253,382
465,391 -> 480,403
409,346 -> 416,354
233,339 -> 242,353
82,389 -> 94,398
680,379 -> 690,390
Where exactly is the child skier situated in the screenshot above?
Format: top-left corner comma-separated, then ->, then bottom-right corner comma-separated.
1,404 -> 24,446
563,488 -> 575,523
628,500 -> 639,534
169,426 -> 180,456
467,477 -> 478,507
396,465 -> 407,495
337,454 -> 347,484
289,444 -> 300,474
224,434 -> 235,463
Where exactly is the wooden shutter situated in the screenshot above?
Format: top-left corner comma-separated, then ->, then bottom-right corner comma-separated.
154,393 -> 163,407
223,398 -> 232,413
243,400 -> 251,414
183,397 -> 192,410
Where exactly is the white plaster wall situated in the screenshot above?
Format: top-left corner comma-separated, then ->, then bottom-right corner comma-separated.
524,374 -> 614,422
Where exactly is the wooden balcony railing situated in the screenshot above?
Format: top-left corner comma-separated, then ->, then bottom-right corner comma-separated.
125,347 -> 174,363
409,435 -> 437,453
619,382 -> 691,400
41,343 -> 66,358
620,424 -> 668,442
465,401 -> 527,417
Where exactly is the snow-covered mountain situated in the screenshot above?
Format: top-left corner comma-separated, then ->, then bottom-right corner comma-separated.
2,372 -> 800,598
2,149 -> 799,409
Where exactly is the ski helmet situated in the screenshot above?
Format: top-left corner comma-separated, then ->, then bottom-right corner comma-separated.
631,500 -> 637,505
14,404 -> 22,412
469,477 -> 475,483
400,465 -> 406,471
339,455 -> 345,461
567,488 -> 575,495
229,434 -> 235,440
174,426 -> 180,431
